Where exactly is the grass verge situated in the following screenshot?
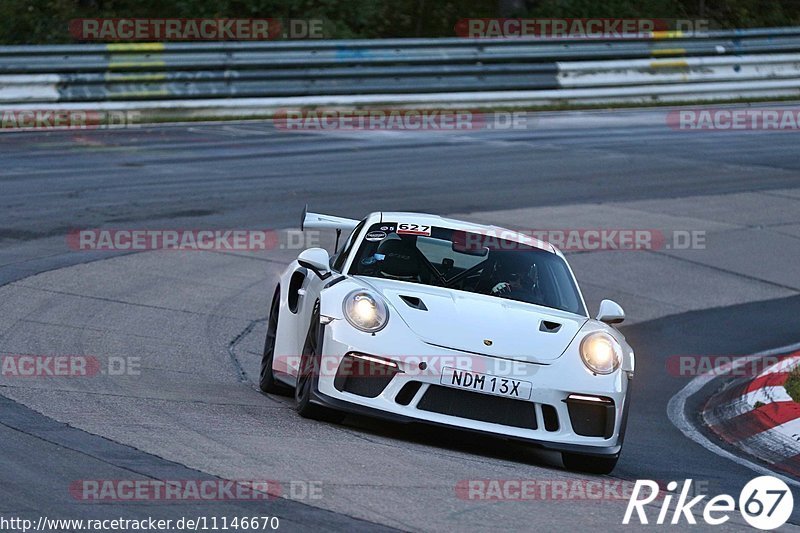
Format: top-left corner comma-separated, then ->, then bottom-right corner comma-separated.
784,365 -> 800,403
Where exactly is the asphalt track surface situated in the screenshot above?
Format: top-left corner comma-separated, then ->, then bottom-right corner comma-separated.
1,107 -> 800,531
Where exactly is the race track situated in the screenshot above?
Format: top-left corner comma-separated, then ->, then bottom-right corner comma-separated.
1,107 -> 800,531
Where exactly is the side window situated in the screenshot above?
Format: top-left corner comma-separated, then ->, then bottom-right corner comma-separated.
331,220 -> 365,273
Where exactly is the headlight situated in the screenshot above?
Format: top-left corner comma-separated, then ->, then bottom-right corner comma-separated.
343,290 -> 389,332
579,332 -> 621,375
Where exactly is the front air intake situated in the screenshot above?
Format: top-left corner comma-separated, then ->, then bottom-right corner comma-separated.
564,395 -> 615,438
334,353 -> 399,398
417,385 -> 538,430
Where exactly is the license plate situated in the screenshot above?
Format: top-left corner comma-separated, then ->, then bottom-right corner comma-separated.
441,367 -> 532,400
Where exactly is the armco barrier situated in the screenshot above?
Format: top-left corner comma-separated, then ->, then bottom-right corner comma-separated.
1,27 -> 800,116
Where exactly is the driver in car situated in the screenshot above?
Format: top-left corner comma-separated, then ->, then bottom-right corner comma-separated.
491,261 -> 538,297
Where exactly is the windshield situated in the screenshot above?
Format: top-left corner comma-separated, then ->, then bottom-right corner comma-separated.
348,222 -> 586,315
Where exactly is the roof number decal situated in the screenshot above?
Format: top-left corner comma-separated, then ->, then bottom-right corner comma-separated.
396,223 -> 431,236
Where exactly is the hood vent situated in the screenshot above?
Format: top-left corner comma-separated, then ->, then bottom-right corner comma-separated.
539,320 -> 562,333
399,295 -> 428,311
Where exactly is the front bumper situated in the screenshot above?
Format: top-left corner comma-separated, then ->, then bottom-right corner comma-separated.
308,319 -> 630,457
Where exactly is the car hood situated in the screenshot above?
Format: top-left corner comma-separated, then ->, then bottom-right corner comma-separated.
356,277 -> 587,364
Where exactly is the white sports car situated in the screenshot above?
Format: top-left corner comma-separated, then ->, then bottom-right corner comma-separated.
261,209 -> 634,474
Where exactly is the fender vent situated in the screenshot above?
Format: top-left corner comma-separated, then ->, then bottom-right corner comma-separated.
539,320 -> 562,333
287,271 -> 306,313
399,295 -> 427,311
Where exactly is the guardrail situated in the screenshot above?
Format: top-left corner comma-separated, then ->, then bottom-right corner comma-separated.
1,27 -> 800,116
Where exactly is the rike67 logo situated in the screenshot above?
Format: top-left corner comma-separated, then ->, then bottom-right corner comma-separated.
624,476 -> 794,530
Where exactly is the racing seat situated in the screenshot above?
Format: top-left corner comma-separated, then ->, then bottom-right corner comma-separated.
377,238 -> 423,282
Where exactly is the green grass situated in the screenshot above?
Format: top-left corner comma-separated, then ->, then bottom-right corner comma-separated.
784,365 -> 800,403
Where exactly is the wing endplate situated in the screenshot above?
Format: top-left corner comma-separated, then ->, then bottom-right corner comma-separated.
301,206 -> 359,232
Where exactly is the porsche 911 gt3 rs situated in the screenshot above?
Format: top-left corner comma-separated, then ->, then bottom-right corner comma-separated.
260,208 -> 634,474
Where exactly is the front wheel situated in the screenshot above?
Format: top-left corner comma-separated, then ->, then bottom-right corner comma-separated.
562,452 -> 619,475
259,287 -> 292,396
295,301 -> 345,423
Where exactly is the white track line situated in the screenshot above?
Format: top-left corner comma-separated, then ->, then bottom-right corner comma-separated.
667,341 -> 800,488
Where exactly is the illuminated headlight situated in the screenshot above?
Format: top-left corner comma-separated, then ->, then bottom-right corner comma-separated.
579,332 -> 622,375
343,290 -> 389,332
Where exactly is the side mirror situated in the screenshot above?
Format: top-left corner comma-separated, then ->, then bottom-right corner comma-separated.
298,248 -> 331,279
597,299 -> 625,324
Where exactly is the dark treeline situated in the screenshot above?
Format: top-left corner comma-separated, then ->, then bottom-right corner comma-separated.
2,0 -> 799,44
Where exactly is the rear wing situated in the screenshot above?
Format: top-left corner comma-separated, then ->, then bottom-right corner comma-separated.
300,205 -> 359,232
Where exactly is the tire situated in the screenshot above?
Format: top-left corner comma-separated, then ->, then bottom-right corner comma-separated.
562,452 -> 619,475
259,287 -> 292,396
295,301 -> 345,423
